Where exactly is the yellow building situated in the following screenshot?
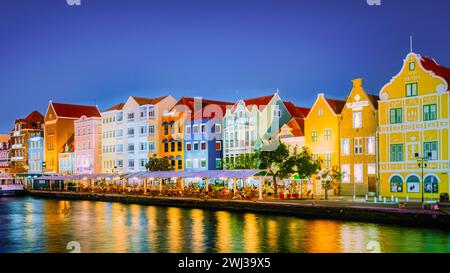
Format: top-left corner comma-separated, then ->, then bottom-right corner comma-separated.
304,93 -> 346,196
378,52 -> 450,199
339,78 -> 379,196
44,101 -> 101,174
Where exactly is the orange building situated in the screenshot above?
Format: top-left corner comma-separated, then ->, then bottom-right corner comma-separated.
44,101 -> 101,174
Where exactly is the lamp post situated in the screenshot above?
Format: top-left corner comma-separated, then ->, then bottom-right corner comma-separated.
415,152 -> 431,204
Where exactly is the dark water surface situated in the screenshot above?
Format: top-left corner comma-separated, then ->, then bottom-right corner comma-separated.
0,196 -> 449,253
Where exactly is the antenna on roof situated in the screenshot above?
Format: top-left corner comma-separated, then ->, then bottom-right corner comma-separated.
410,35 -> 413,53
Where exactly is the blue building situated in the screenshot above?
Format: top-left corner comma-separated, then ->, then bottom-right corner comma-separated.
28,132 -> 44,174
183,99 -> 232,171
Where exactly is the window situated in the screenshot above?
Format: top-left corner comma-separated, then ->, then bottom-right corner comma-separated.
272,107 -> 281,118
149,142 -> 155,153
116,129 -> 123,137
193,159 -> 199,168
366,137 -> 375,155
354,164 -> 363,183
128,144 -> 135,152
186,142 -> 192,151
140,126 -> 147,135
127,112 -> 135,121
215,124 -> 221,133
367,163 -> 376,175
177,141 -> 182,152
390,108 -> 402,124
424,175 -> 438,193
128,160 -> 135,168
406,82 -> 418,97
423,104 -> 437,121
193,142 -> 199,151
201,124 -> 206,133
177,160 -> 182,169
140,142 -> 147,152
324,154 -> 331,167
186,159 -> 192,168
324,129 -> 331,141
201,141 -> 206,150
170,142 -> 175,152
354,138 -> 363,155
341,138 -> 350,155
148,107 -> 155,119
353,112 -> 362,128
164,142 -> 169,153
409,61 -> 415,71
215,158 -> 222,169
318,108 -> 323,116
193,124 -> 199,134
390,144 -> 404,162
127,128 -> 134,137
200,158 -> 207,168
140,107 -> 147,118
423,141 -> 438,160
390,175 -> 403,192
148,125 -> 155,136
311,131 -> 318,142
341,164 -> 350,183
215,141 -> 222,151
406,175 -> 420,193
116,112 -> 123,122
186,125 -> 191,134
164,124 -> 169,135
116,144 -> 123,153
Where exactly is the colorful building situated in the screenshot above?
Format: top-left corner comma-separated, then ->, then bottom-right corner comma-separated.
9,111 -> 44,173
74,115 -> 102,174
28,131 -> 44,174
339,78 -> 379,196
304,93 -> 346,196
279,102 -> 310,154
101,96 -> 176,173
59,143 -> 75,175
223,93 -> 294,165
378,52 -> 450,199
183,97 -> 233,171
0,134 -> 10,174
44,101 -> 101,174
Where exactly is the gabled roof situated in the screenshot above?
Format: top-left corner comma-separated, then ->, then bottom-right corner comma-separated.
133,96 -> 168,106
366,94 -> 380,110
17,111 -> 44,124
105,102 -> 125,112
170,97 -> 234,120
51,102 -> 101,119
325,98 -> 346,114
243,94 -> 275,107
421,56 -> 450,90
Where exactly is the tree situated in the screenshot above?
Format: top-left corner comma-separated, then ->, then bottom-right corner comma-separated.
256,142 -> 294,197
317,166 -> 342,200
290,147 -> 321,179
145,154 -> 171,171
224,153 -> 259,170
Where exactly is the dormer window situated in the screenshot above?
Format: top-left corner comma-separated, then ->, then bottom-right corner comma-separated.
318,108 -> 324,116
409,61 -> 415,71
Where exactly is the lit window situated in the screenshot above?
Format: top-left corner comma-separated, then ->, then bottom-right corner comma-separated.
352,112 -> 362,128
341,164 -> 350,183
341,138 -> 350,155
186,142 -> 192,151
366,137 -> 375,155
367,163 -> 376,175
215,141 -> 222,151
324,129 -> 331,141
201,159 -> 207,168
390,175 -> 403,193
354,164 -> 363,183
186,159 -> 192,168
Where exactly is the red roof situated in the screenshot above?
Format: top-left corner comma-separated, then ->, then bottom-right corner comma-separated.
171,97 -> 234,120
286,117 -> 305,137
105,102 -> 125,112
17,111 -> 44,124
421,56 -> 450,90
243,94 -> 275,107
51,102 -> 101,119
296,107 -> 311,117
133,96 -> 168,106
366,94 -> 380,110
325,98 -> 346,114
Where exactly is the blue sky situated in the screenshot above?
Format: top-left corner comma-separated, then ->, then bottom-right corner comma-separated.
1,0 -> 449,132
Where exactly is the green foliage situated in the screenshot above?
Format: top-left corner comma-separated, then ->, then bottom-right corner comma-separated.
290,147 -> 321,179
317,166 -> 343,199
145,154 -> 171,171
224,153 -> 259,170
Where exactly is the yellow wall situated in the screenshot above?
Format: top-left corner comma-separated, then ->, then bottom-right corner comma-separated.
378,53 -> 449,198
161,113 -> 184,170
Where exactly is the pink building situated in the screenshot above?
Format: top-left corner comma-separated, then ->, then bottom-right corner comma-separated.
0,134 -> 10,174
74,115 -> 102,174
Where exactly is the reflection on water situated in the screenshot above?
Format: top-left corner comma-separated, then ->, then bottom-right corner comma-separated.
0,196 -> 449,253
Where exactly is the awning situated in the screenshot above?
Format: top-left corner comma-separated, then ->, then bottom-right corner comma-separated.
125,170 -> 262,180
35,173 -> 120,181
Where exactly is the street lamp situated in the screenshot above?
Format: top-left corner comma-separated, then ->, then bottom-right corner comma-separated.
415,152 -> 432,204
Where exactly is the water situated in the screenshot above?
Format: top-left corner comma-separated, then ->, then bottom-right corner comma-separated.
0,196 -> 449,253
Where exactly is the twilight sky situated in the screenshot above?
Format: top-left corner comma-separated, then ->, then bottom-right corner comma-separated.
1,0 -> 450,132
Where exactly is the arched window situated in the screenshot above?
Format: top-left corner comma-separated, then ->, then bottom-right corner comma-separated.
424,175 -> 439,193
406,175 -> 420,193
390,175 -> 403,192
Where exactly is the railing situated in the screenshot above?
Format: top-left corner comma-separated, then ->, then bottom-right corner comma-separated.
12,144 -> 23,149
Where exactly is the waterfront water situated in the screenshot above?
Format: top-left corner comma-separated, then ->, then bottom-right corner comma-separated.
0,196 -> 449,253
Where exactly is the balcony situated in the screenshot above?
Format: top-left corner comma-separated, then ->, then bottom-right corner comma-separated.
11,156 -> 25,161
12,144 -> 23,149
13,131 -> 21,137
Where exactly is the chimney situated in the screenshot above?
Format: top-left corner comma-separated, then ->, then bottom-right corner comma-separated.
352,78 -> 363,88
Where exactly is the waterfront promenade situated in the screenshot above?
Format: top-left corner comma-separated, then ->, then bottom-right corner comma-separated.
26,189 -> 450,228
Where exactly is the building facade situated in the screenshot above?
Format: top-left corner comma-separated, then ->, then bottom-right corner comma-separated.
339,78 -> 379,196
279,102 -> 310,155
183,98 -> 233,171
9,111 -> 44,173
304,93 -> 346,196
44,102 -> 101,174
101,96 -> 176,174
28,132 -> 44,174
378,53 -> 450,199
223,93 -> 293,165
74,115 -> 102,174
0,135 -> 10,174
